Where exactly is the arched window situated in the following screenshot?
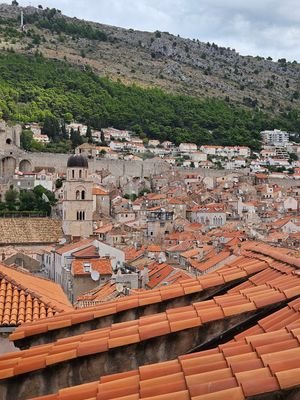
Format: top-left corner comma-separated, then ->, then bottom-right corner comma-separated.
82,211 -> 85,220
72,169 -> 75,179
77,211 -> 79,220
76,190 -> 80,200
81,190 -> 85,200
79,170 -> 82,179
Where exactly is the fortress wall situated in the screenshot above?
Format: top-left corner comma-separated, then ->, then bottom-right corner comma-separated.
3,150 -> 299,187
8,153 -> 171,178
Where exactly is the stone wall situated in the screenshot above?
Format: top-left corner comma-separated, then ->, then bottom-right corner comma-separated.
0,152 -> 172,179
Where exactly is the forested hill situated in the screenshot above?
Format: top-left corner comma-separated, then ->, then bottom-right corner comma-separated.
0,3 -> 300,113
1,51 -> 300,149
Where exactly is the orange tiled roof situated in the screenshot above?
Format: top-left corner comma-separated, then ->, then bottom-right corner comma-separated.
146,193 -> 167,200
180,248 -> 202,259
29,323 -> 300,400
0,264 -> 72,326
167,240 -> 196,253
234,297 -> 300,342
167,269 -> 193,284
72,245 -> 99,258
93,223 -> 113,234
92,187 -> 109,196
76,281 -> 120,305
147,244 -> 162,252
147,262 -> 175,289
8,254 -> 277,342
165,231 -> 196,242
272,216 -> 293,229
124,246 -> 145,261
72,258 -> 112,276
56,238 -> 94,255
2,278 -> 300,381
189,251 -> 231,273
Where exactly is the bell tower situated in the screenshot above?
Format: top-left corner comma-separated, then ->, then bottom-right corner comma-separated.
62,154 -> 93,238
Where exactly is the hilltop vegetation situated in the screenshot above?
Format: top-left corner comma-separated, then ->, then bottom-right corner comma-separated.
0,4 -> 299,114
1,51 -> 300,149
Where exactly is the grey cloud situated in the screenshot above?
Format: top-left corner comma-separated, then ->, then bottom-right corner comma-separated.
16,0 -> 300,60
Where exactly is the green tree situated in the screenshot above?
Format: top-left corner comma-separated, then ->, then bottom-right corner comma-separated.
43,115 -> 60,140
5,188 -> 18,211
19,190 -> 37,211
55,178 -> 63,189
20,129 -> 33,150
70,129 -> 83,148
33,185 -> 56,216
86,125 -> 93,143
289,152 -> 298,162
100,131 -> 105,144
63,112 -> 73,123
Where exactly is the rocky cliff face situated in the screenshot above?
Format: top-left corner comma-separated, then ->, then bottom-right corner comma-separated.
0,3 -> 299,112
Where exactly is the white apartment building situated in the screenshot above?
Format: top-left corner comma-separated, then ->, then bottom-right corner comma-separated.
261,129 -> 289,146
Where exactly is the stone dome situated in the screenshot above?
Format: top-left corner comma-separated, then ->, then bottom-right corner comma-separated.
67,154 -> 88,168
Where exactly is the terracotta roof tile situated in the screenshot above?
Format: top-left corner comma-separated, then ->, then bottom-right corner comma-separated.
11,251 -> 276,341
276,368 -> 300,389
72,258 -> 112,276
0,264 -> 72,327
241,376 -> 279,397
190,386 -> 245,400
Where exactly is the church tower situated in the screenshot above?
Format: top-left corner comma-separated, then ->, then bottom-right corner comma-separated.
63,155 -> 93,238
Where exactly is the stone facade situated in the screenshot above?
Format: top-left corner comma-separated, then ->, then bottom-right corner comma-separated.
62,159 -> 93,238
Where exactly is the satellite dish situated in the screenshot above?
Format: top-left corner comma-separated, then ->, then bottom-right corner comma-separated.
116,283 -> 124,293
91,270 -> 100,281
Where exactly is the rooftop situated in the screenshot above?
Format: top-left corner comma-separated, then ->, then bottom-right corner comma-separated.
0,263 -> 72,326
0,218 -> 63,245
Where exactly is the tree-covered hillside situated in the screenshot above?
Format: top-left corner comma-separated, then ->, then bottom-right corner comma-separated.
0,51 -> 299,149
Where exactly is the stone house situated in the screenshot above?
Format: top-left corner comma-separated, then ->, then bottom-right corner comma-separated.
68,257 -> 113,303
187,203 -> 226,227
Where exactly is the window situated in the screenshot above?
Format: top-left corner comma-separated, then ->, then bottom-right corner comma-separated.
79,169 -> 82,179
81,190 -> 85,200
83,263 -> 91,272
77,211 -> 85,220
72,169 -> 75,179
76,190 -> 80,200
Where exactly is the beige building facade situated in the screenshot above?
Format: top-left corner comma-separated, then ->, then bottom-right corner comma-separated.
62,155 -> 93,238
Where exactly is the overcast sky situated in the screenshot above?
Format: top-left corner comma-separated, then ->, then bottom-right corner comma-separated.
15,0 -> 300,61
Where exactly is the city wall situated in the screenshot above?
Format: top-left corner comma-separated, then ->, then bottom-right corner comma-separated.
1,151 -> 299,186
